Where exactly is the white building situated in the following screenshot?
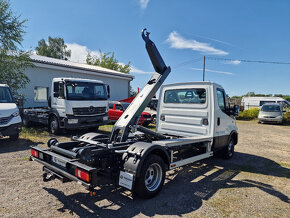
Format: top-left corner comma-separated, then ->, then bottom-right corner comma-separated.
19,55 -> 134,108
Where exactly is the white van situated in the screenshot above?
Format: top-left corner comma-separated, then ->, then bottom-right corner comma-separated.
0,84 -> 22,140
241,97 -> 290,110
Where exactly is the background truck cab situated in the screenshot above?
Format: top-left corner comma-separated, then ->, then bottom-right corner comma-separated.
0,84 -> 22,140
157,82 -> 238,152
23,78 -> 110,134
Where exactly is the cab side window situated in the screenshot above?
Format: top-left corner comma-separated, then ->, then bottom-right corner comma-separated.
115,104 -> 123,111
217,89 -> 226,113
53,82 -> 65,99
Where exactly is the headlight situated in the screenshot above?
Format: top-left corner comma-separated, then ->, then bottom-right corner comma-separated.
276,115 -> 282,119
12,111 -> 19,117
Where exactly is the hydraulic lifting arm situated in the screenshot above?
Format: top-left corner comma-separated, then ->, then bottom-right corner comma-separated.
109,29 -> 171,142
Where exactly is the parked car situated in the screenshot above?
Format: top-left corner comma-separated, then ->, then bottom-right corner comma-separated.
0,84 -> 22,140
108,101 -> 152,126
258,103 -> 284,124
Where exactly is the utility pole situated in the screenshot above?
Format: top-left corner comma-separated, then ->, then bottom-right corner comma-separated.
203,56 -> 205,81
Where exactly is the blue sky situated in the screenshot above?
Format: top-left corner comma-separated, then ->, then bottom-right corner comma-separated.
11,0 -> 290,96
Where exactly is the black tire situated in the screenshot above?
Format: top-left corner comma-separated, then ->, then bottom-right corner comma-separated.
10,133 -> 19,141
223,136 -> 235,159
134,154 -> 166,199
49,116 -> 60,135
22,117 -> 31,127
88,126 -> 99,132
142,121 -> 150,127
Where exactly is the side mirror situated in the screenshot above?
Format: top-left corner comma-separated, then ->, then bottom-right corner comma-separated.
229,105 -> 239,116
107,85 -> 110,99
14,98 -> 19,105
53,92 -> 59,98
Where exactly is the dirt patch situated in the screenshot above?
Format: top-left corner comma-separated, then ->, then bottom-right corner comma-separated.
0,121 -> 289,217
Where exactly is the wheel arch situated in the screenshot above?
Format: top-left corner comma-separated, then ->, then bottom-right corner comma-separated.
230,130 -> 238,145
122,142 -> 170,178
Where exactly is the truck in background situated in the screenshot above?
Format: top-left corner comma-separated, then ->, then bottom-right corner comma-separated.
23,78 -> 110,134
0,84 -> 22,140
241,96 -> 290,110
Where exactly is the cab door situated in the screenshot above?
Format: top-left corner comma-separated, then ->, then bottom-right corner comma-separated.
52,82 -> 66,117
214,88 -> 236,150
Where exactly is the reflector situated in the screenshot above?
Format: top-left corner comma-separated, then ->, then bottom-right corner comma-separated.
75,168 -> 90,182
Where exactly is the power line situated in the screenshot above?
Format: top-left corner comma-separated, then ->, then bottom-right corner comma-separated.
173,57 -> 203,68
207,57 -> 290,65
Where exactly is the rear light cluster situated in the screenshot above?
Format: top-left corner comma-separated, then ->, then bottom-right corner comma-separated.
31,149 -> 39,158
30,149 -> 43,159
75,168 -> 91,182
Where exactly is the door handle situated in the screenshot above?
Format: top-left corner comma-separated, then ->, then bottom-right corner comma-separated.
217,117 -> 220,126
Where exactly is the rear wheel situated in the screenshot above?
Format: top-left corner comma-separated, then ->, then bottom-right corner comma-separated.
88,126 -> 99,132
134,154 -> 166,198
50,116 -> 60,135
10,133 -> 19,141
223,136 -> 235,159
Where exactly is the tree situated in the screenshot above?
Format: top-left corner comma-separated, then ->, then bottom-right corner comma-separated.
129,85 -> 138,97
35,36 -> 71,60
86,51 -> 131,74
0,0 -> 32,97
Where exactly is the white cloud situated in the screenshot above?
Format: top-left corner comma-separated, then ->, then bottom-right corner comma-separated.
67,43 -> 151,74
167,31 -> 228,56
224,60 -> 241,65
130,66 -> 154,74
66,43 -> 101,63
140,0 -> 149,9
192,67 -> 233,75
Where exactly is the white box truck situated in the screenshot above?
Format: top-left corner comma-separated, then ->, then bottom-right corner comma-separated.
242,96 -> 290,110
0,84 -> 22,140
30,29 -> 239,199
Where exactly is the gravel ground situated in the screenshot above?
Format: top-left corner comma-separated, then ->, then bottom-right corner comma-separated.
0,121 -> 289,217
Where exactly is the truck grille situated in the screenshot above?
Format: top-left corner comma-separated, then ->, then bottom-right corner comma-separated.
0,115 -> 13,125
73,107 -> 106,116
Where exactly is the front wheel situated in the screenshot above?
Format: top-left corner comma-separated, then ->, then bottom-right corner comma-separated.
134,154 -> 166,198
50,116 -> 60,135
223,137 -> 235,159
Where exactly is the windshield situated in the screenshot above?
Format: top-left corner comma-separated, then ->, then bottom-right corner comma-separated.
66,81 -> 107,101
261,105 -> 281,112
121,102 -> 130,110
0,87 -> 13,103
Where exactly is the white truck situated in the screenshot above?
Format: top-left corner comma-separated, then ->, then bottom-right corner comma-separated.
30,29 -> 239,199
23,78 -> 110,134
0,84 -> 22,140
242,96 -> 290,110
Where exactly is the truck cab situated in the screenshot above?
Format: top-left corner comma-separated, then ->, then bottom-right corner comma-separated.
0,84 -> 22,140
49,78 -> 110,133
157,82 -> 238,152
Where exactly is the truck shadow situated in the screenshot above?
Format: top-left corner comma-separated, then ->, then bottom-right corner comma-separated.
0,138 -> 43,154
43,152 -> 289,217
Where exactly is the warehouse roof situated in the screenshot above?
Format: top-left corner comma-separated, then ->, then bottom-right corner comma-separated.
30,54 -> 134,80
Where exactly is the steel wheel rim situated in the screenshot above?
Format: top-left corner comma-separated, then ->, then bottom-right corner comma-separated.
228,140 -> 234,157
51,119 -> 57,130
144,163 -> 162,192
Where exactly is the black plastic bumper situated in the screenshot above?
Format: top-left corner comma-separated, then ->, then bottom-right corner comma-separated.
0,122 -> 22,136
62,114 -> 109,129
